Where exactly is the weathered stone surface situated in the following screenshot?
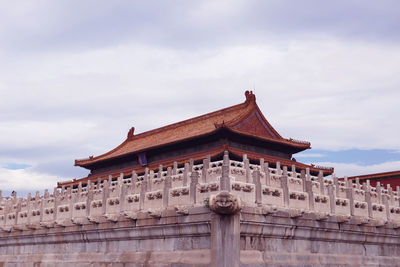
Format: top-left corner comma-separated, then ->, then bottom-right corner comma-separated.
1,156 -> 400,265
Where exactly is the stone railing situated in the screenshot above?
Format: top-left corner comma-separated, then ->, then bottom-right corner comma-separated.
1,151 -> 400,232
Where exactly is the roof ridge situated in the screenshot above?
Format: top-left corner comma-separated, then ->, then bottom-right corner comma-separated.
129,100 -> 249,141
75,92 -> 253,165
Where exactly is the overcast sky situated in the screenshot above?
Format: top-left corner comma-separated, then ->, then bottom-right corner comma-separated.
0,0 -> 399,195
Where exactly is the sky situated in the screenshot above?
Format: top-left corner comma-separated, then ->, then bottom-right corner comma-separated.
0,0 -> 399,196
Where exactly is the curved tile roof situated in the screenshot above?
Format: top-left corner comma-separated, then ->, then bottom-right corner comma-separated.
75,91 -> 310,167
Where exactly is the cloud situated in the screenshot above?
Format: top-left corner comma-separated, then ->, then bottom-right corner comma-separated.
0,1 -> 399,193
295,153 -> 325,159
1,0 -> 399,55
0,167 -> 59,196
2,163 -> 31,170
316,161 -> 400,177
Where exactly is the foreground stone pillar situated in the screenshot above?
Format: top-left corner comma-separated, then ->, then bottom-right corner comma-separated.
209,191 -> 240,267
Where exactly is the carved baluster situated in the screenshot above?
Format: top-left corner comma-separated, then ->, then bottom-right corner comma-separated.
26,193 -> 32,226
163,167 -> 172,208
67,187 -> 73,222
183,163 -> 190,187
36,191 -> 44,223
220,151 -> 230,191
355,178 -> 360,189
132,171 -> 138,183
158,165 -> 163,179
305,179 -> 314,211
292,165 -> 297,179
318,171 -> 324,195
145,168 -> 150,191
118,173 -> 123,187
12,190 -> 17,204
281,168 -> 289,207
327,184 -> 335,214
253,170 -> 261,205
388,184 -> 393,206
139,177 -> 147,210
363,181 -> 372,219
333,174 -> 339,197
244,154 -> 250,183
300,170 -> 306,192
276,161 -> 281,176
102,180 -> 109,215
189,158 -> 194,171
149,170 -> 155,190
190,171 -> 199,205
86,181 -> 93,217
377,182 -> 382,204
120,179 -> 127,214
383,190 -> 390,222
202,157 -> 209,183
173,161 -> 178,176
345,177 -> 355,216
260,158 -> 265,173
265,162 -> 271,186
397,186 -> 400,207
305,168 -> 311,181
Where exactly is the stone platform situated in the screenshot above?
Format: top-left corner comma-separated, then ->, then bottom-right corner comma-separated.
1,152 -> 400,266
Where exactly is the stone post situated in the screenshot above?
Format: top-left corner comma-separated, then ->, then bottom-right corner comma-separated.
333,174 -> 339,197
300,170 -> 306,192
305,180 -> 314,211
291,165 -> 296,178
397,186 -> 400,207
38,191 -> 44,222
276,161 -> 281,175
139,178 -> 147,210
243,154 -> 250,183
260,158 -> 265,173
189,158 -> 194,170
86,181 -> 93,217
327,184 -> 335,214
173,161 -> 178,176
163,167 -> 172,208
220,151 -> 230,191
202,158 -> 209,183
265,162 -> 271,186
183,163 -> 189,186
102,180 -> 109,215
383,194 -> 390,222
318,171 -> 324,195
281,169 -> 289,207
345,177 -> 355,216
210,191 -> 241,267
145,168 -> 150,191
364,181 -> 372,219
190,171 -> 199,205
120,181 -> 127,214
253,170 -> 261,205
377,182 -> 382,204
211,212 -> 240,267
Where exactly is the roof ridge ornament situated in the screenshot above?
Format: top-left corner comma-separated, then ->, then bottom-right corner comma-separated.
127,127 -> 135,141
245,90 -> 256,103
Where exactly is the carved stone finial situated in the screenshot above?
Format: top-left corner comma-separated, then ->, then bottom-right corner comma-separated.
209,191 -> 241,215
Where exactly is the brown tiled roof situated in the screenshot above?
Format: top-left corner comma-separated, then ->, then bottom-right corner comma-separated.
344,170 -> 400,181
75,91 -> 310,167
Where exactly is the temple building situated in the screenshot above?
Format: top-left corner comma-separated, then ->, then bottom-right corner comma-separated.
59,91 -> 333,187
345,170 -> 400,189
